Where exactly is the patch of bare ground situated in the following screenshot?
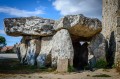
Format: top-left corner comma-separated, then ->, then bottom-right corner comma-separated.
0,69 -> 119,79
0,59 -> 120,79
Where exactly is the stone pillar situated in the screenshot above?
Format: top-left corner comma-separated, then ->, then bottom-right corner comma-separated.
88,33 -> 106,61
37,36 -> 52,68
14,37 -> 28,64
102,0 -> 119,66
116,17 -> 120,69
26,36 -> 41,66
51,29 -> 74,72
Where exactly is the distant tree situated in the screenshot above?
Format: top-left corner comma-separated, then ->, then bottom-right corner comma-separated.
0,36 -> 6,50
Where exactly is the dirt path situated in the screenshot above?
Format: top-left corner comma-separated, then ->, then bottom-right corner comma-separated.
0,69 -> 119,79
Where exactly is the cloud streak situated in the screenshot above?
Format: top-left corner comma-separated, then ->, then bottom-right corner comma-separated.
0,6 -> 44,17
53,0 -> 102,19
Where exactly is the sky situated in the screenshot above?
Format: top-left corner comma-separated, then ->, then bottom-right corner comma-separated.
0,0 -> 102,46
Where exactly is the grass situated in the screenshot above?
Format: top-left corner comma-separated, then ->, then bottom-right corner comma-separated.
92,74 -> 111,77
95,59 -> 107,69
0,59 -> 55,74
68,66 -> 75,72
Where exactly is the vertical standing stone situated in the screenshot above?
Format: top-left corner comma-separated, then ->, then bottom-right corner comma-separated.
14,44 -> 21,61
19,43 -> 27,64
102,0 -> 120,66
116,17 -> 120,69
37,36 -> 52,68
26,37 -> 41,66
88,34 -> 106,61
14,37 -> 28,64
51,29 -> 74,72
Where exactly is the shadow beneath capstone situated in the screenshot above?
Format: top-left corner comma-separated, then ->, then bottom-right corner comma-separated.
73,42 -> 88,70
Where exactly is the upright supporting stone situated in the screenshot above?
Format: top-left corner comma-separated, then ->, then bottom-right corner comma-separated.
19,43 -> 27,64
51,29 -> 74,72
37,36 -> 52,68
14,37 -> 28,64
26,37 -> 41,66
88,33 -> 106,61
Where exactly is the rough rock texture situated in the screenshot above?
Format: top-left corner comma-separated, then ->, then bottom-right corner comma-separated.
26,38 -> 41,65
4,17 -> 55,36
13,38 -> 28,64
54,14 -> 102,38
116,17 -> 120,68
37,36 -> 52,67
116,17 -> 120,60
116,54 -> 120,73
4,14 -> 102,38
19,43 -> 27,64
102,0 -> 118,39
51,29 -> 74,68
57,59 -> 68,72
36,54 -> 46,68
4,14 -> 102,71
13,44 -> 21,61
88,33 -> 106,61
102,0 -> 120,67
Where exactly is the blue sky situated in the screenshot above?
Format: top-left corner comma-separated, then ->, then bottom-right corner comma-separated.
0,0 -> 102,46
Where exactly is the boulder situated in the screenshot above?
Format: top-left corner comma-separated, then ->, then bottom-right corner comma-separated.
88,33 -> 106,61
13,38 -> 28,64
13,44 -> 21,61
36,54 -> 46,68
4,17 -> 55,36
26,38 -> 41,65
19,43 -> 28,64
4,14 -> 102,39
54,14 -> 102,38
51,29 -> 74,69
37,36 -> 52,67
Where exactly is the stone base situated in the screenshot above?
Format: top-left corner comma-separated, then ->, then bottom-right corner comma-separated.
56,59 -> 68,72
116,54 -> 120,73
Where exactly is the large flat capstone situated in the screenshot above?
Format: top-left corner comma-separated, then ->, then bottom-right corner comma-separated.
4,16 -> 55,36
54,14 -> 102,38
4,14 -> 102,38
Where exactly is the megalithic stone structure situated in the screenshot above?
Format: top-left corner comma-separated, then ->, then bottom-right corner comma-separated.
102,0 -> 120,68
4,14 -> 102,72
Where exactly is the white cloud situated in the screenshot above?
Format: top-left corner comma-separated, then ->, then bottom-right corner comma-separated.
53,0 -> 102,19
0,30 -> 5,35
0,6 -> 44,17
